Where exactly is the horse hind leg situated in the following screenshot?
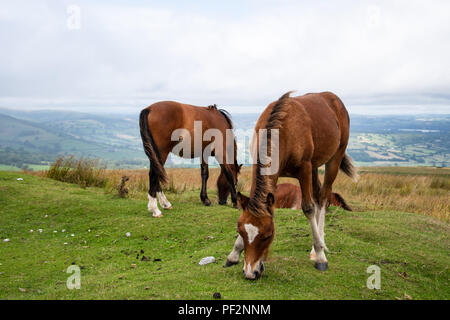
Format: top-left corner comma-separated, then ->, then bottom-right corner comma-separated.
148,151 -> 169,217
148,169 -> 162,218
310,167 -> 322,261
317,151 -> 345,245
298,161 -> 328,271
157,191 -> 172,209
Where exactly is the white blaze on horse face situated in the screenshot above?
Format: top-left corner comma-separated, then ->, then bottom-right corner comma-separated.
244,223 -> 259,244
148,194 -> 162,217
157,192 -> 172,209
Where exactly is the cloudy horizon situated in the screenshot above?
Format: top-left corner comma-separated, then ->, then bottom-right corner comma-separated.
1,0 -> 450,115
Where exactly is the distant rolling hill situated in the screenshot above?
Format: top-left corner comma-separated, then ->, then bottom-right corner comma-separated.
0,110 -> 147,170
0,108 -> 449,169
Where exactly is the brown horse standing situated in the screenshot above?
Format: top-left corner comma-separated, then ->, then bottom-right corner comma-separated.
275,183 -> 352,211
225,91 -> 357,279
139,101 -> 241,217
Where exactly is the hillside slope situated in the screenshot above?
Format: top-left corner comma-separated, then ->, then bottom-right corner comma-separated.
0,171 -> 448,299
0,112 -> 146,168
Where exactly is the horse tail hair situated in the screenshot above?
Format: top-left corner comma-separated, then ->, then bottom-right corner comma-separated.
340,153 -> 359,181
139,108 -> 168,186
331,192 -> 352,211
218,109 -> 234,129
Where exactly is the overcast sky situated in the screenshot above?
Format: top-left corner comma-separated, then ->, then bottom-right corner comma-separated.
1,0 -> 450,114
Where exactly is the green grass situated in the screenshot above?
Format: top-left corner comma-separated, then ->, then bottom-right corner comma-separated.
0,171 -> 448,300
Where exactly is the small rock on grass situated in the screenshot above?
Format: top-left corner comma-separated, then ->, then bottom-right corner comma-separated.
199,256 -> 215,265
213,292 -> 221,299
18,288 -> 27,292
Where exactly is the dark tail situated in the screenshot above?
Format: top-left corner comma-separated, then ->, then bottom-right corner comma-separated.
340,153 -> 359,181
331,192 -> 352,211
139,109 -> 168,186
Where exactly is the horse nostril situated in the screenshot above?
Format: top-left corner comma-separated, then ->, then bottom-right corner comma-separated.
253,270 -> 260,279
260,262 -> 265,273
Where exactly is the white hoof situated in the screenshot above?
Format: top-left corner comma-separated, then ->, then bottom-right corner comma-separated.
152,211 -> 163,218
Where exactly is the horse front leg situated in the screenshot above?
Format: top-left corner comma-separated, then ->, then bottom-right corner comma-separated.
200,161 -> 211,206
224,235 -> 244,267
220,164 -> 238,208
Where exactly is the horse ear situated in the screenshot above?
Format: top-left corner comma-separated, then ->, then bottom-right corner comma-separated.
266,193 -> 275,213
238,164 -> 243,172
237,192 -> 249,210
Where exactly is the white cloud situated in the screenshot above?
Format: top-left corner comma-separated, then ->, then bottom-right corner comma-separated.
0,0 -> 449,113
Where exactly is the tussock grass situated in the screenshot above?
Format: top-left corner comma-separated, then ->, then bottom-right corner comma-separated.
39,158 -> 449,221
102,166 -> 449,221
45,156 -> 107,188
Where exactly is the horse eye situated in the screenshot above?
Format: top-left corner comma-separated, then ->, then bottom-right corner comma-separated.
262,234 -> 273,241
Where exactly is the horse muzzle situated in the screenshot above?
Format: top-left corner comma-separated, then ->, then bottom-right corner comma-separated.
243,260 -> 264,280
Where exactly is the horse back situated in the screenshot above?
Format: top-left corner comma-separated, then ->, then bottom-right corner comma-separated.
287,92 -> 350,167
145,101 -> 233,157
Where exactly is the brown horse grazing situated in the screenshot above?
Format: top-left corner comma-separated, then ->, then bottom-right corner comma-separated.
225,91 -> 357,279
139,102 -> 242,217
275,183 -> 352,211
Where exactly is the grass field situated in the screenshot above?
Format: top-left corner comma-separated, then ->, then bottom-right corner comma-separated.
0,170 -> 449,299
92,166 -> 449,221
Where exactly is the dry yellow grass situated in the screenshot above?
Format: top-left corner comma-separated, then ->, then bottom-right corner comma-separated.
34,163 -> 449,221
96,166 -> 449,221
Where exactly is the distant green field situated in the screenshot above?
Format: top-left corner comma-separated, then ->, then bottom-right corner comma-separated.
357,166 -> 450,176
0,171 -> 448,299
0,164 -> 50,171
0,164 -> 20,171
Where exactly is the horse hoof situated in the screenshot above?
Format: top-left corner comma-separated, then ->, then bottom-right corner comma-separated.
153,214 -> 163,218
232,204 -> 239,209
218,201 -> 227,206
203,199 -> 211,206
164,206 -> 172,210
224,260 -> 238,268
314,262 -> 328,271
